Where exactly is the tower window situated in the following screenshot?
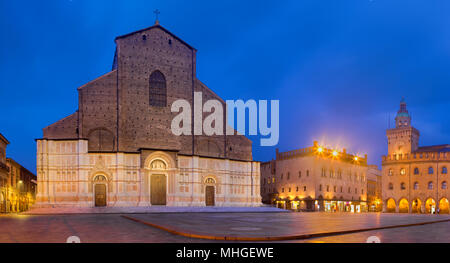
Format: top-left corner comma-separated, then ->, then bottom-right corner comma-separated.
428,181 -> 433,190
428,167 -> 434,175
414,167 -> 419,175
442,167 -> 448,174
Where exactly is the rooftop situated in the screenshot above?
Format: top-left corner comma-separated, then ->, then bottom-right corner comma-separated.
0,133 -> 9,144
414,144 -> 450,153
275,141 -> 368,166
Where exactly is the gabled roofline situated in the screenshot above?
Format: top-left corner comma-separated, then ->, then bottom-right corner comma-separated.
42,111 -> 78,130
114,24 -> 197,51
77,70 -> 117,90
0,133 -> 9,144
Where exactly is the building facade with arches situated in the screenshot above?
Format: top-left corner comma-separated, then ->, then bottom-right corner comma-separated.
35,23 -> 261,208
261,142 -> 373,212
382,100 -> 450,214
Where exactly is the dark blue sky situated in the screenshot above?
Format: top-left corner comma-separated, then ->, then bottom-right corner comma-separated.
1,0 -> 450,172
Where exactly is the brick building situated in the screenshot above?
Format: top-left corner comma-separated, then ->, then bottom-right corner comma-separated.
0,133 -> 37,213
367,165 -> 382,212
0,133 -> 9,212
261,141 -> 375,212
382,100 -> 449,213
35,22 -> 261,208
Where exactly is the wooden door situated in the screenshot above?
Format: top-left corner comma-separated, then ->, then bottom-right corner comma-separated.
205,186 -> 215,206
94,184 -> 107,207
151,174 -> 166,205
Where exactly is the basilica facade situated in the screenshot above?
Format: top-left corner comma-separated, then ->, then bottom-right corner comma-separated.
35,22 -> 261,208
382,100 -> 449,213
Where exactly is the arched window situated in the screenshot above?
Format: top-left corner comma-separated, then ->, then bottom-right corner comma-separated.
442,167 -> 448,174
400,168 -> 406,175
400,182 -> 406,190
428,167 -> 434,175
442,181 -> 448,190
388,169 -> 393,176
149,70 -> 167,107
413,182 -> 419,190
414,167 -> 419,175
388,183 -> 393,190
428,181 -> 433,190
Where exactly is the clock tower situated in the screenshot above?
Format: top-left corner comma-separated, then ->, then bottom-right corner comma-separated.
386,99 -> 420,155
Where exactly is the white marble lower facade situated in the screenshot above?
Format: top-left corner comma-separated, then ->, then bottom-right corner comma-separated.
35,140 -> 261,208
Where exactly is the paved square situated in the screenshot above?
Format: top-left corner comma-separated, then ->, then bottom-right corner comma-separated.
0,212 -> 449,243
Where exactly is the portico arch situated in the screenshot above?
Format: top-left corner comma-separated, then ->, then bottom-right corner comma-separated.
398,198 -> 409,213
425,198 -> 436,214
411,198 -> 422,213
386,198 -> 396,213
439,198 -> 449,214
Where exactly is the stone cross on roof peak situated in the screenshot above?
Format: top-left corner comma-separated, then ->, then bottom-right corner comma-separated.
154,9 -> 160,25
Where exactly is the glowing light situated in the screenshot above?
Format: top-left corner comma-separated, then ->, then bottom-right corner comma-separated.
332,150 -> 338,157
317,147 -> 323,153
354,156 -> 359,161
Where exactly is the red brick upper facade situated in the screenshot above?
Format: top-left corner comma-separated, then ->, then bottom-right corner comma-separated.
41,24 -> 252,161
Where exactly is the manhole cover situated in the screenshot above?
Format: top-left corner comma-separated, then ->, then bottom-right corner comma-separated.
230,227 -> 262,231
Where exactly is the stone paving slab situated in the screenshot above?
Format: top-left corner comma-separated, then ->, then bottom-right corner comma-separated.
23,206 -> 286,215
295,221 -> 450,243
126,212 -> 450,239
0,214 -> 202,243
1,213 -> 449,243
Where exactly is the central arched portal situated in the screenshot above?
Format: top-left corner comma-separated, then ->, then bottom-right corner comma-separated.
151,174 -> 167,205
94,184 -> 107,207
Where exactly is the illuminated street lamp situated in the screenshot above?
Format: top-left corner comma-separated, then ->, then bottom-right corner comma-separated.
317,147 -> 323,153
332,150 -> 338,157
